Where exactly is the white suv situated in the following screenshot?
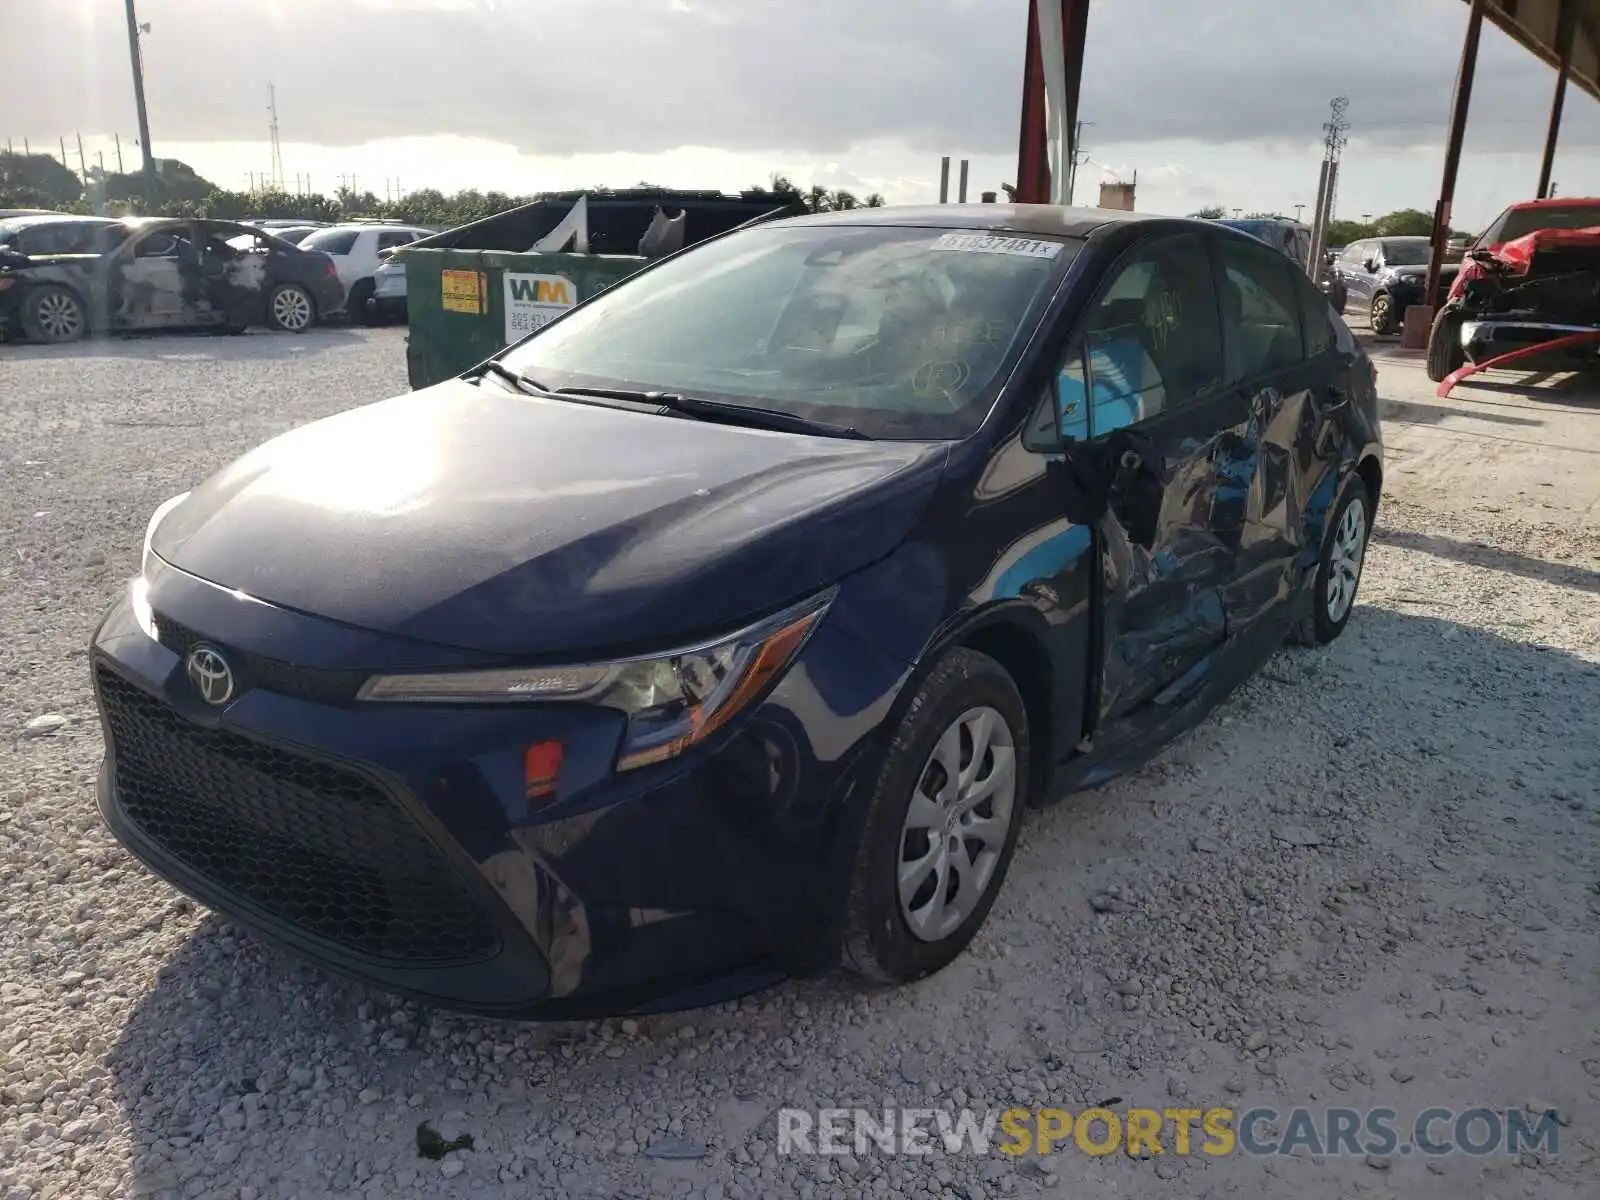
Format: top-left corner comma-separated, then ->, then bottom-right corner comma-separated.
297,224 -> 432,323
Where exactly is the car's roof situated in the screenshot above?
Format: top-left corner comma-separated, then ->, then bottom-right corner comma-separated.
767,203 -> 1167,238
1509,196 -> 1600,209
1,213 -> 119,228
317,222 -> 431,234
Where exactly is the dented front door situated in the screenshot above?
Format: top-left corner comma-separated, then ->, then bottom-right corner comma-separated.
1059,232 -> 1246,722
110,224 -> 200,328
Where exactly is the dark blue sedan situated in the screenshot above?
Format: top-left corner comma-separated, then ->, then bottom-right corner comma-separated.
91,205 -> 1382,1017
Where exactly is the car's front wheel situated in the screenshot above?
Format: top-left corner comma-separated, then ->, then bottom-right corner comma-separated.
1425,305 -> 1466,382
1293,474 -> 1371,646
266,283 -> 316,333
24,285 -> 88,344
843,647 -> 1029,984
1369,290 -> 1396,336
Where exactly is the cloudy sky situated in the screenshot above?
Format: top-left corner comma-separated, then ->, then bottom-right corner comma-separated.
9,0 -> 1600,226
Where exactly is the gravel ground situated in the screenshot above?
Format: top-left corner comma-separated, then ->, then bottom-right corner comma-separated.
2,328 -> 1597,1200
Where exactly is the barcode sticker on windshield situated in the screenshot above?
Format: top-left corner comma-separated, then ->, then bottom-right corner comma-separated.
932,233 -> 1063,259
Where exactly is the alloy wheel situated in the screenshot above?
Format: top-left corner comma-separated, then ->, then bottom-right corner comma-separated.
272,287 -> 313,331
1325,495 -> 1368,623
36,292 -> 84,342
1371,294 -> 1392,334
897,705 -> 1017,943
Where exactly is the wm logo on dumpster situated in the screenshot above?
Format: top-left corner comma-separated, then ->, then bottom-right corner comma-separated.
503,272 -> 578,341
509,276 -> 572,305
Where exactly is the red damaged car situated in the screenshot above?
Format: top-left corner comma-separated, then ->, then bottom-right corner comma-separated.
1427,196 -> 1600,386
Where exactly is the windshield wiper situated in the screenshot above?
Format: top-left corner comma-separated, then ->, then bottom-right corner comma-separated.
473,361 -> 552,394
550,387 -> 867,440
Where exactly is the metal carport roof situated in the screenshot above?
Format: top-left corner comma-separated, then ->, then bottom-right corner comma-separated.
1474,0 -> 1600,103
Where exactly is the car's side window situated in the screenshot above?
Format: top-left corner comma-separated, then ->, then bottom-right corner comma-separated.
1071,233 -> 1223,435
1218,237 -> 1305,381
1294,270 -> 1354,358
1341,241 -> 1366,265
377,231 -> 415,251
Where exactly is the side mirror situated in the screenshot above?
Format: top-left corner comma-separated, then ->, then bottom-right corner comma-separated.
1364,257 -> 1380,272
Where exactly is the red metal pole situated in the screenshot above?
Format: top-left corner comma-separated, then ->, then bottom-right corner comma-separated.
1015,0 -> 1091,205
1538,0 -> 1574,199
1016,0 -> 1050,203
1420,0 -> 1486,333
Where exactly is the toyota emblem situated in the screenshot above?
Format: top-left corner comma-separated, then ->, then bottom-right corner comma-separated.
186,646 -> 236,707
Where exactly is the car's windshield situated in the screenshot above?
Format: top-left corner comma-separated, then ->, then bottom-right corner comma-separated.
1381,240 -> 1430,265
498,224 -> 1073,439
1490,203 -> 1600,244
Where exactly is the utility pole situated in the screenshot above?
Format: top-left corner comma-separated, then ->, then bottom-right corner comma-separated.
75,133 -> 88,178
114,133 -> 124,174
1307,96 -> 1350,274
268,83 -> 285,192
1065,119 -> 1093,205
124,0 -> 156,183
60,136 -> 68,167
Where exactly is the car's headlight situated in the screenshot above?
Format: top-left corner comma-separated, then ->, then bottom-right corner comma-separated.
357,589 -> 834,771
132,491 -> 189,641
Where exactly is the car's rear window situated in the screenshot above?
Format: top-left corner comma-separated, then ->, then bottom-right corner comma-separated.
1490,203 -> 1600,244
500,224 -> 1075,439
299,228 -> 360,254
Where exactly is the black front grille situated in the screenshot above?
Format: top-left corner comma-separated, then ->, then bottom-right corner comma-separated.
154,614 -> 369,706
97,667 -> 499,965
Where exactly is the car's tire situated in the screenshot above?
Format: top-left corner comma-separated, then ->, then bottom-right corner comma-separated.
265,283 -> 316,333
1369,290 -> 1396,337
1292,473 -> 1372,647
1425,305 -> 1466,383
23,285 -> 87,344
348,279 -> 376,325
842,647 -> 1030,985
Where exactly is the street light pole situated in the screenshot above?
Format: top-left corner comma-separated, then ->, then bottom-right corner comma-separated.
124,0 -> 156,184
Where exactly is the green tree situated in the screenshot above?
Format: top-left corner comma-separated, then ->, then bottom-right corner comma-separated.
1189,205 -> 1226,219
1325,218 -> 1373,245
0,151 -> 83,207
1372,208 -> 1433,237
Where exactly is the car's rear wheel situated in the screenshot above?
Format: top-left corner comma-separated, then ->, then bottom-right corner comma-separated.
24,286 -> 87,344
1369,291 -> 1396,336
266,283 -> 316,333
1293,473 -> 1371,646
348,279 -> 376,325
1425,305 -> 1466,382
843,647 -> 1029,984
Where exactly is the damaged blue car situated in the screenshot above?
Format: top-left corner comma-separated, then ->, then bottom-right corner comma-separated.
91,205 -> 1381,1017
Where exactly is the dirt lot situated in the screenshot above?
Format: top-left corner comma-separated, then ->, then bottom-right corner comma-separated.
1,329 -> 1596,1200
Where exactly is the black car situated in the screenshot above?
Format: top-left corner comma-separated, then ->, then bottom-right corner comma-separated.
91,206 -> 1382,1018
0,215 -> 346,343
1327,235 -> 1457,336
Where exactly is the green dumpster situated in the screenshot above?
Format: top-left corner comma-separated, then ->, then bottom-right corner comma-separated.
404,249 -> 643,390
397,188 -> 804,390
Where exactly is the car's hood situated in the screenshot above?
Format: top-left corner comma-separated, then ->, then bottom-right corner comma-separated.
152,380 -> 949,656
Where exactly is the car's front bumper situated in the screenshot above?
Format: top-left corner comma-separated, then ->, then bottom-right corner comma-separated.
365,294 -> 407,322
1460,318 -> 1600,367
90,560 -> 904,1017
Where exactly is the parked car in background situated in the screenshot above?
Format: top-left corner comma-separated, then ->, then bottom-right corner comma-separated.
1446,197 -> 1600,305
1329,236 -> 1457,336
263,226 -> 323,246
93,206 -> 1381,1016
298,223 -> 433,322
1213,217 -> 1314,274
0,215 -> 345,343
1427,224 -> 1600,383
365,249 -> 409,324
0,207 -> 61,219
